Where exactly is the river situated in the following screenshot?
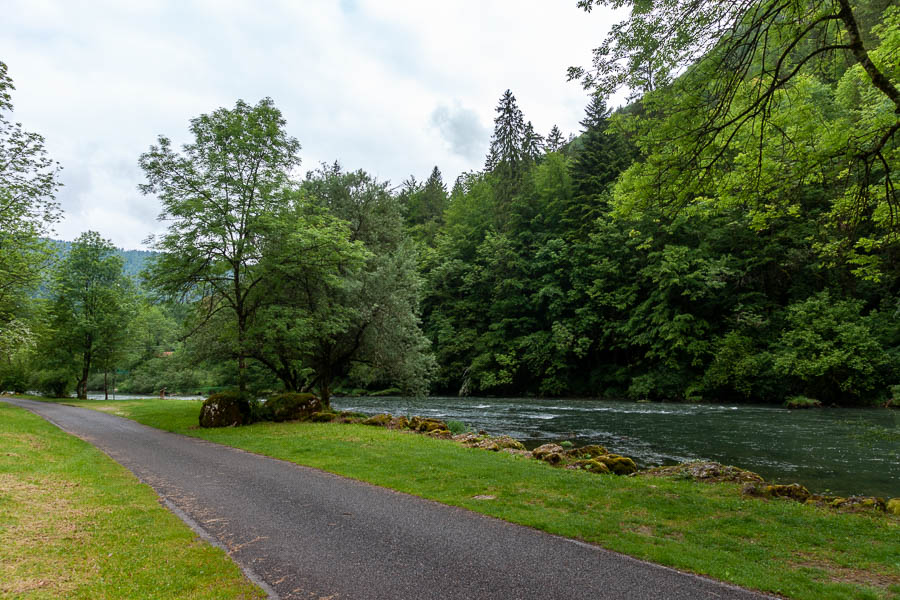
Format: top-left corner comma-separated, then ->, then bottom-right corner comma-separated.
332,396 -> 900,499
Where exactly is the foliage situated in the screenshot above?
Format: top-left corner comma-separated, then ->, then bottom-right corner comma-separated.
265,164 -> 435,405
446,420 -> 467,435
43,231 -> 136,398
141,97 -> 301,393
0,61 -> 60,360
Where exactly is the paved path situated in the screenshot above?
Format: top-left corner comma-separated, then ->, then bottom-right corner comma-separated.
5,398 -> 775,600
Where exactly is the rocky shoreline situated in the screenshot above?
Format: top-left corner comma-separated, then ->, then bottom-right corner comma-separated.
314,410 -> 900,518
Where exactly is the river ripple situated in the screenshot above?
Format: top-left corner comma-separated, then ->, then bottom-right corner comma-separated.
333,396 -> 900,499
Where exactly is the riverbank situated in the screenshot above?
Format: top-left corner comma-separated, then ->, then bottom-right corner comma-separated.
0,401 -> 265,599
44,395 -> 900,600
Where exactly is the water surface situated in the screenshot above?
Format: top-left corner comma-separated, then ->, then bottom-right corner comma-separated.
333,396 -> 900,498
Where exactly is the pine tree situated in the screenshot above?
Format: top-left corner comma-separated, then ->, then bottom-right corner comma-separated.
566,94 -> 635,233
522,121 -> 544,162
545,125 -> 566,153
484,90 -> 525,173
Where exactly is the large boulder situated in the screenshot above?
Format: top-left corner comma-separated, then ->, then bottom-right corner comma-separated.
199,392 -> 252,428
266,393 -> 322,422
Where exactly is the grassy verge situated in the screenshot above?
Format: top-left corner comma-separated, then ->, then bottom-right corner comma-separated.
0,400 -> 265,600
58,396 -> 900,600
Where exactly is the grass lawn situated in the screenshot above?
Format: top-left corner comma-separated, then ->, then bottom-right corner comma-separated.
40,396 -> 900,600
0,400 -> 266,600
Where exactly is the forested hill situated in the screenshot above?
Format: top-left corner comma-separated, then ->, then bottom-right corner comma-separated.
406,1 -> 900,406
44,239 -> 157,279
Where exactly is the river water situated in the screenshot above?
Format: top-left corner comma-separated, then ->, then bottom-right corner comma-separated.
332,396 -> 900,498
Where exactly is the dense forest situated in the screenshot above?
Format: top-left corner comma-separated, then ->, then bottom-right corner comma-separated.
1,0 -> 898,406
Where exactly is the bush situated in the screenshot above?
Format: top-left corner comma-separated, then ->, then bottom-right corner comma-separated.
447,420 -> 468,435
264,393 -> 322,423
773,293 -> 891,403
198,391 -> 252,428
0,363 -> 30,394
31,369 -> 73,398
784,395 -> 822,409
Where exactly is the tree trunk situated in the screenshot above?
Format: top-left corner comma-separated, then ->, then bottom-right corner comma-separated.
318,374 -> 331,409
104,369 -> 108,400
78,349 -> 91,400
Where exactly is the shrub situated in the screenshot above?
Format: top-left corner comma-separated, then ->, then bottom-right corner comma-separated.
784,395 -> 822,409
32,369 -> 73,398
199,391 -> 252,428
447,420 -> 468,435
265,393 -> 322,423
0,363 -> 30,394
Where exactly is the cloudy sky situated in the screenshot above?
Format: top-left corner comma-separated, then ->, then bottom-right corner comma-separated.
3,1 -> 618,249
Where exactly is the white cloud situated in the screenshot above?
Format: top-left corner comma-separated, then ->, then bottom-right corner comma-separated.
1,0 -> 618,249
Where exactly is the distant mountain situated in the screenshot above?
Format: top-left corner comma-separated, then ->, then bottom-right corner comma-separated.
43,239 -> 159,280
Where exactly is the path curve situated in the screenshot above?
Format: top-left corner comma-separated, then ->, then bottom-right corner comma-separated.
5,398 -> 774,600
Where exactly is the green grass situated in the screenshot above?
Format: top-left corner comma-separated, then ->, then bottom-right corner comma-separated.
0,400 -> 265,600
57,397 -> 900,600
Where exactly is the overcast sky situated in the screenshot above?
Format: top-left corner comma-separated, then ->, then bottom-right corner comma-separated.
3,0 -> 618,249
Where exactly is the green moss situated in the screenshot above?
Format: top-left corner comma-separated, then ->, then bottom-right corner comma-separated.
784,396 -> 822,409
363,413 -> 393,426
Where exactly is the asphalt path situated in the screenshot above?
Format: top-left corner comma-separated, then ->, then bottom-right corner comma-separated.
5,397 -> 776,600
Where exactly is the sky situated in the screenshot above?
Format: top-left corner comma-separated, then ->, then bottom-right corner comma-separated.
2,0 -> 619,249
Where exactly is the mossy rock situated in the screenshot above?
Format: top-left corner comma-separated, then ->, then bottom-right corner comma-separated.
388,416 -> 410,429
408,417 -> 448,433
199,391 -> 252,428
567,459 -> 612,475
532,443 -> 564,459
493,436 -> 526,451
310,411 -> 338,423
887,498 -> 900,516
829,496 -> 886,512
266,393 -> 322,422
592,454 -> 638,475
765,483 -> 811,503
640,462 -> 764,484
805,494 -> 842,508
427,428 -> 453,439
453,433 -> 484,446
363,413 -> 393,427
565,444 -> 608,460
338,411 -> 367,423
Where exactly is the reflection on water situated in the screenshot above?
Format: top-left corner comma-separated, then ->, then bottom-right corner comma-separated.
333,396 -> 900,498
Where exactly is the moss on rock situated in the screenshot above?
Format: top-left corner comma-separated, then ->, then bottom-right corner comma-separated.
565,445 -> 608,460
887,498 -> 900,515
388,416 -> 410,429
639,462 -> 764,484
363,413 -> 393,426
592,454 -> 638,475
199,392 -> 252,428
769,483 -> 811,502
310,411 -> 338,423
567,459 -> 612,475
266,393 -> 322,422
532,443 -> 565,465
